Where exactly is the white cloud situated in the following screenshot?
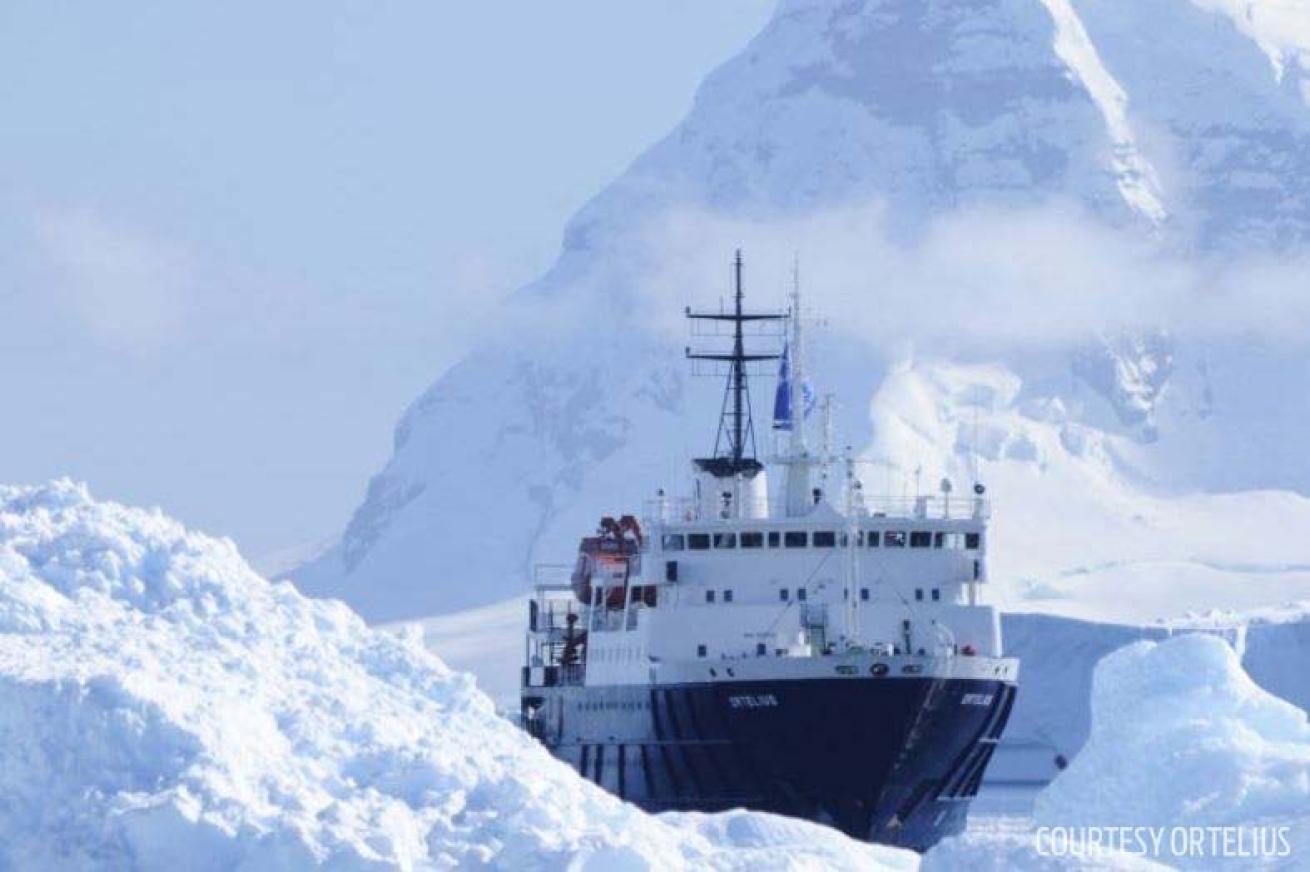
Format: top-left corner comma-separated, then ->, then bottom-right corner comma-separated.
630,200 -> 1310,352
32,206 -> 194,353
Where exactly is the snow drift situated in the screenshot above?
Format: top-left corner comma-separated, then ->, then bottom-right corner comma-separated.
0,480 -> 923,870
1035,633 -> 1310,866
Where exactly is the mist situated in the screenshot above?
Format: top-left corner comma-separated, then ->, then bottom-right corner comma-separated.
632,201 -> 1310,353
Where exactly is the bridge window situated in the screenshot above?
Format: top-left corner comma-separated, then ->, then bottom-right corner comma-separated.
784,531 -> 808,548
885,531 -> 907,548
965,532 -> 981,550
767,531 -> 780,548
797,588 -> 808,602
705,589 -> 716,604
910,531 -> 932,548
931,588 -> 941,601
866,531 -> 880,547
662,534 -> 685,551
860,588 -> 870,601
713,532 -> 736,549
756,643 -> 766,656
740,531 -> 764,548
937,532 -> 966,549
813,531 -> 837,547
687,533 -> 710,550
915,588 -> 924,601
779,588 -> 789,602
723,589 -> 734,603
697,644 -> 707,658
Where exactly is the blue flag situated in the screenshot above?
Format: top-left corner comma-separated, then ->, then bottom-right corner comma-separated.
772,341 -> 814,430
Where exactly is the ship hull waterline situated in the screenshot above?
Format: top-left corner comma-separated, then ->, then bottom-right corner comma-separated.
521,673 -> 1017,851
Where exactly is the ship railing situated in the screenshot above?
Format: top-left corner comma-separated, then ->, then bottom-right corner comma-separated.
532,564 -> 573,590
527,567 -> 583,643
642,494 -> 990,524
522,662 -> 586,689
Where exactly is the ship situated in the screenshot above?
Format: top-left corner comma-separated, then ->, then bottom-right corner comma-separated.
519,252 -> 1018,851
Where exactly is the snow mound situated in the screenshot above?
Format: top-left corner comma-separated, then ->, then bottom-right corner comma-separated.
0,480 -> 916,871
1035,634 -> 1310,857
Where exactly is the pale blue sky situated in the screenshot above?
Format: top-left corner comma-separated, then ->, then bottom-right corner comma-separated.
0,1 -> 774,566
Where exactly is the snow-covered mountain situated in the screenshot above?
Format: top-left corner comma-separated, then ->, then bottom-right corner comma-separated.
292,0 -> 1310,623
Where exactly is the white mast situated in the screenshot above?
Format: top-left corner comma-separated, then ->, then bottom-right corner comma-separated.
788,257 -> 808,460
781,257 -> 818,516
819,393 -> 835,498
842,447 -> 862,645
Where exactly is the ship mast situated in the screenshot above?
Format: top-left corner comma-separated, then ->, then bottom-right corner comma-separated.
686,250 -> 785,481
787,258 -> 808,461
777,259 -> 822,517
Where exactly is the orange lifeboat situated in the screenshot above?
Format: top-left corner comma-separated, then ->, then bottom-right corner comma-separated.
570,515 -> 643,606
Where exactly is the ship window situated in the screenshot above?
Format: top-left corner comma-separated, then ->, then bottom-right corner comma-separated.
933,532 -> 944,548
813,531 -> 837,547
713,532 -> 736,549
687,533 -> 711,550
779,588 -> 789,602
662,534 -> 685,551
866,531 -> 880,547
797,588 -> 807,602
860,588 -> 870,601
723,589 -> 734,603
768,531 -> 781,548
756,642 -> 766,656
705,589 -> 716,604
932,588 -> 941,601
885,531 -> 907,548
910,531 -> 932,548
740,531 -> 764,548
915,588 -> 924,601
697,644 -> 707,658
965,532 -> 981,550
784,531 -> 808,548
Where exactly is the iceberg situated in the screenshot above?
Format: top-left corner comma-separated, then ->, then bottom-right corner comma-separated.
1035,633 -> 1310,867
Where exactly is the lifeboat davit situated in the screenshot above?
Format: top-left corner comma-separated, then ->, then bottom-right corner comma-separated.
570,516 -> 642,605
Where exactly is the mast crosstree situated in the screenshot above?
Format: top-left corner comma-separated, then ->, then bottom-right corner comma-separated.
685,250 -> 785,479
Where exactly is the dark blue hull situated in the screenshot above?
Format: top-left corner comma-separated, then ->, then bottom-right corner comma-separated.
521,675 -> 1016,851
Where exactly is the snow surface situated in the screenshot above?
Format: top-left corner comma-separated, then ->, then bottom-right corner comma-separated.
0,480 -> 929,870
1035,633 -> 1310,868
1038,0 -> 1166,223
1189,0 -> 1310,83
